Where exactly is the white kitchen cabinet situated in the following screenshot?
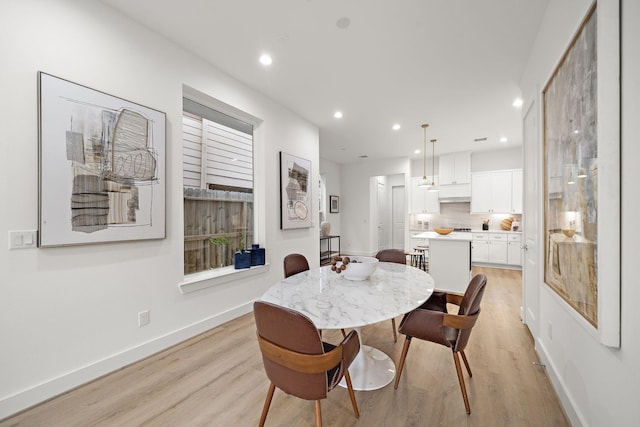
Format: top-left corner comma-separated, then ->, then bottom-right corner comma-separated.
488,234 -> 508,264
507,233 -> 522,266
471,169 -> 521,214
410,176 -> 440,213
511,170 -> 523,214
439,151 -> 471,185
471,233 -> 489,263
472,232 -> 521,266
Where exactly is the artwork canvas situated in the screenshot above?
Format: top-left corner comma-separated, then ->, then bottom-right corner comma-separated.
329,195 -> 339,213
38,72 -> 166,246
280,151 -> 311,229
543,8 -> 597,325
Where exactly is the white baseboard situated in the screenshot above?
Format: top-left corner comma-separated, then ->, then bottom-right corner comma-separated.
0,302 -> 254,420
536,340 -> 585,427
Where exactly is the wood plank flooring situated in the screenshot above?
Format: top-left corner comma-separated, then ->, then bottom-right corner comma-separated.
1,267 -> 569,426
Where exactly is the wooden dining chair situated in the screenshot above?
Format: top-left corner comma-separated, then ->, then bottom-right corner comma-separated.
393,274 -> 487,414
254,301 -> 361,427
283,253 -> 310,278
374,249 -> 408,342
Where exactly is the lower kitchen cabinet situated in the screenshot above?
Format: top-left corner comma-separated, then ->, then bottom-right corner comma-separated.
472,232 -> 521,267
471,233 -> 489,263
488,233 -> 508,264
507,234 -> 522,266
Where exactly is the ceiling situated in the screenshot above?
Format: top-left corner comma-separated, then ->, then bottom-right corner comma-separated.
99,0 -> 549,164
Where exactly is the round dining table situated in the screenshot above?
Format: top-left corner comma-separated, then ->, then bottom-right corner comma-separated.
260,261 -> 435,390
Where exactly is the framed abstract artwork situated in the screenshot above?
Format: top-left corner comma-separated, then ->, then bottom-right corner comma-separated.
280,151 -> 311,229
542,2 -> 620,347
38,72 -> 166,247
329,195 -> 339,213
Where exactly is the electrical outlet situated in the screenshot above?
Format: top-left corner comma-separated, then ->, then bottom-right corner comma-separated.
138,310 -> 150,327
548,321 -> 553,340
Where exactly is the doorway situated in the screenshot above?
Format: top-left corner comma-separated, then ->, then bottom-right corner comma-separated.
371,174 -> 406,253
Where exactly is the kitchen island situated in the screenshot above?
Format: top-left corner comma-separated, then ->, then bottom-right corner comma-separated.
412,231 -> 472,294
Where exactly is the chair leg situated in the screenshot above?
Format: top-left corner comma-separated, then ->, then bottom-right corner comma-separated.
460,349 -> 472,377
343,370 -> 360,418
314,400 -> 322,427
394,336 -> 412,389
452,352 -> 471,414
341,329 -> 347,338
391,318 -> 397,342
259,383 -> 276,427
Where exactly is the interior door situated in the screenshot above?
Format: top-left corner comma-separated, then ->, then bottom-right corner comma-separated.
377,181 -> 388,250
391,185 -> 405,249
522,100 -> 540,338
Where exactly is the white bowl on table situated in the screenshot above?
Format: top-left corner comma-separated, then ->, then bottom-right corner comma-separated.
341,256 -> 379,281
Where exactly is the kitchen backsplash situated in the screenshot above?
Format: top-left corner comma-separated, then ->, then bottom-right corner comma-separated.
410,202 -> 522,231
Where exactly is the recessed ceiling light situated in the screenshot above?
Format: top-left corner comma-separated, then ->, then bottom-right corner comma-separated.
512,98 -> 523,108
500,137 -> 508,143
334,111 -> 343,119
259,54 -> 272,66
414,149 -> 421,154
392,124 -> 401,130
336,17 -> 351,29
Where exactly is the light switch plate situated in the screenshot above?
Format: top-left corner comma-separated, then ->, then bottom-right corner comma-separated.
8,230 -> 37,249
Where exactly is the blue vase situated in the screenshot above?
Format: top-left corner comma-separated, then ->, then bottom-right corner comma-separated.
234,250 -> 251,269
251,244 -> 266,266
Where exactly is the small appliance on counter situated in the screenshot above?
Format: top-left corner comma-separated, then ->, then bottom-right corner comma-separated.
482,219 -> 489,230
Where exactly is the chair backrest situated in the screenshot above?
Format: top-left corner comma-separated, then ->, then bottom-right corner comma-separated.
283,253 -> 310,278
453,274 -> 487,351
253,301 -> 329,400
375,249 -> 406,264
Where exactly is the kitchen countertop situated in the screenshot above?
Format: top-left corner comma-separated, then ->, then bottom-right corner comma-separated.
412,231 -> 473,241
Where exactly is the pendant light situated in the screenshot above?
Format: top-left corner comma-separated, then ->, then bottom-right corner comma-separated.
428,139 -> 439,192
418,124 -> 431,187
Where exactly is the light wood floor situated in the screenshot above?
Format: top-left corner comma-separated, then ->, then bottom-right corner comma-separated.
1,267 -> 569,427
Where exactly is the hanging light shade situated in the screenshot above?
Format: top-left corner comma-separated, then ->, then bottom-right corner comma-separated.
418,124 -> 431,187
428,139 -> 439,191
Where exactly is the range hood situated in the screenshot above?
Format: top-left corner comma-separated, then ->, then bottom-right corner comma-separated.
438,183 -> 471,204
439,196 -> 471,203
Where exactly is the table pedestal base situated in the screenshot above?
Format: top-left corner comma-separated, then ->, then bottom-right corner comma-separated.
339,344 -> 396,391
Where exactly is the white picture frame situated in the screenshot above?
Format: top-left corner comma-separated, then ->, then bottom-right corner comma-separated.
38,72 -> 166,247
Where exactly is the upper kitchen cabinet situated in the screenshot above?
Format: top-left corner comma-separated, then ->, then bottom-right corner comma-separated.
471,169 -> 522,214
439,151 -> 471,185
438,151 -> 471,200
410,176 -> 440,214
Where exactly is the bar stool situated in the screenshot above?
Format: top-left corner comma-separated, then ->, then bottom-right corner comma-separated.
411,247 -> 425,270
414,245 -> 429,272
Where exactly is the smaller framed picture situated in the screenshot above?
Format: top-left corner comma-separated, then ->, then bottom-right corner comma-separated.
329,195 -> 339,213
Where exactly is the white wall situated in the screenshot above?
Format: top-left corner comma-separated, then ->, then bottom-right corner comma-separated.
470,147 -> 522,172
339,157 -> 410,255
409,147 -> 522,177
0,0 -> 319,418
319,157 -> 341,237
519,0 -> 640,425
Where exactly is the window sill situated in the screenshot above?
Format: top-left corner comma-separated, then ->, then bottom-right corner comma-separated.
179,263 -> 270,294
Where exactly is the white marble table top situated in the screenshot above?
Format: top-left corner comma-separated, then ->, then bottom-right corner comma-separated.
260,262 -> 435,330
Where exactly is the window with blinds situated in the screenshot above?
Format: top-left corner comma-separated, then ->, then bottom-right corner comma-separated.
182,103 -> 254,274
